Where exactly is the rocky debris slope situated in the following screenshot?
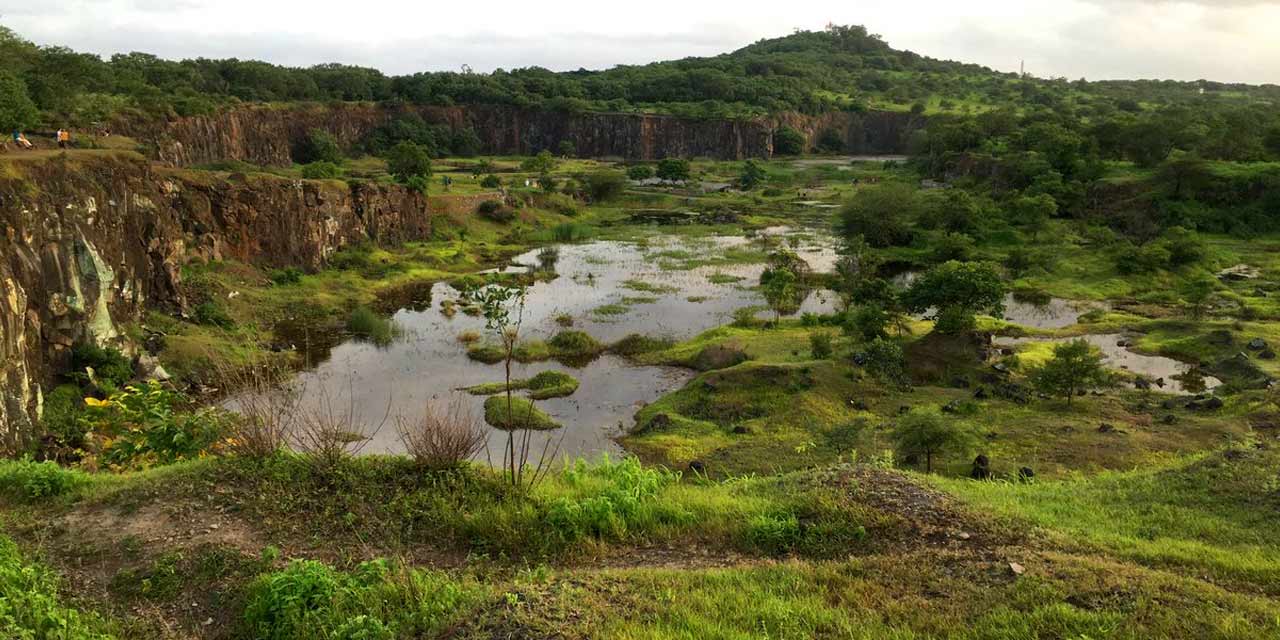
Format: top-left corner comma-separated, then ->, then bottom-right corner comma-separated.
120,103 -> 922,167
0,153 -> 430,448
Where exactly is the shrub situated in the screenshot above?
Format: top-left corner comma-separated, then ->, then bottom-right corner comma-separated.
525,371 -> 580,400
546,456 -> 686,543
744,512 -> 802,554
773,126 -> 806,155
582,170 -> 627,202
298,129 -> 343,165
0,458 -> 89,501
0,536 -> 113,638
39,384 -> 87,448
242,558 -> 476,640
837,183 -> 918,247
269,267 -> 304,285
655,158 -> 691,181
194,300 -> 235,329
395,396 -> 487,470
861,337 -> 906,385
70,342 -> 133,389
626,165 -> 653,180
889,407 -> 977,473
300,161 -> 342,180
479,174 -> 501,188
346,307 -> 400,347
477,200 -> 515,223
846,305 -> 889,341
809,332 -> 834,359
611,334 -> 675,357
81,381 -> 233,470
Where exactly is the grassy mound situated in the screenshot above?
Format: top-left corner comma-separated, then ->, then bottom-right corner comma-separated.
483,396 -> 562,430
463,370 -> 580,399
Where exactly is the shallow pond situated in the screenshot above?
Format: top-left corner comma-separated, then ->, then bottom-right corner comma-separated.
890,271 -> 1107,330
279,230 -> 840,460
995,334 -> 1222,395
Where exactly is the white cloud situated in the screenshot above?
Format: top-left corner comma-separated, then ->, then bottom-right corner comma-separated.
1,0 -> 1277,83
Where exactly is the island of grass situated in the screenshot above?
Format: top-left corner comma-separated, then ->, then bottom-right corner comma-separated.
462,370 -> 580,399
467,330 -> 606,366
483,396 -> 562,430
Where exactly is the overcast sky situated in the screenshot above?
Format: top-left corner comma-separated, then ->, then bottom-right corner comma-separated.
3,0 -> 1278,84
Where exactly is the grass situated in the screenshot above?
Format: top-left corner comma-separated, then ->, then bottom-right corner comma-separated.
0,535 -> 118,638
463,370 -> 580,399
346,306 -> 400,346
483,396 -> 562,430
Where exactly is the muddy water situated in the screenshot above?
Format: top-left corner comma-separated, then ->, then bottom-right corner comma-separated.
283,230 -> 840,460
995,334 -> 1222,395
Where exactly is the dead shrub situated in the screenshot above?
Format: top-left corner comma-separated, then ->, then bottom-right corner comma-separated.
395,395 -> 488,470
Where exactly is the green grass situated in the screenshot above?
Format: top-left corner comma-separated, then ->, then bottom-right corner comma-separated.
463,370 -> 580,399
483,396 -> 562,430
0,535 -> 117,638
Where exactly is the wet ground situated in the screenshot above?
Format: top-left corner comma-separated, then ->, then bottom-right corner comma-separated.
284,229 -> 840,459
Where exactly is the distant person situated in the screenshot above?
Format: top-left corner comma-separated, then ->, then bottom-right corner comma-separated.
57,129 -> 70,149
12,130 -> 33,150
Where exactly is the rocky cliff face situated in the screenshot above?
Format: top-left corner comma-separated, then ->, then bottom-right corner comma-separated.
126,104 -> 922,167
0,154 -> 430,449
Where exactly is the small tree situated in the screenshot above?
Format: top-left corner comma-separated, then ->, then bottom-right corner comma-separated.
299,128 -> 343,165
582,170 -> 627,202
862,337 -> 906,385
1182,277 -> 1215,320
387,141 -> 432,183
836,183 -> 919,248
1010,193 -> 1057,240
558,140 -> 576,158
759,266 -> 799,324
627,165 -> 654,180
890,408 -> 975,473
521,150 -> 558,174
0,70 -> 38,133
903,261 -> 1006,334
738,160 -> 768,190
656,158 -> 691,181
773,126 -> 806,155
1031,339 -> 1109,406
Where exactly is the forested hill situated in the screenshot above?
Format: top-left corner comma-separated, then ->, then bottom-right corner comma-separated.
2,23 -> 1278,132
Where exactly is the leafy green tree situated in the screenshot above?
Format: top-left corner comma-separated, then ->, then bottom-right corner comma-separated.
773,127 -> 806,155
656,158 -> 691,181
387,141 -> 432,183
0,70 -> 39,132
1031,339 -> 1110,406
1182,277 -> 1216,320
903,261 -> 1006,334
836,183 -> 918,247
1265,125 -> 1280,159
738,160 -> 767,190
558,140 -> 576,158
1009,193 -> 1057,239
890,408 -> 976,473
847,305 -> 888,341
862,337 -> 906,385
582,170 -> 626,202
760,266 -> 800,324
521,150 -> 558,174
626,165 -> 653,180
1159,150 -> 1211,199
298,128 -> 343,164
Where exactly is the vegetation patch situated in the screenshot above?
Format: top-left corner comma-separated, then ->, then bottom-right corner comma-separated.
483,396 -> 562,430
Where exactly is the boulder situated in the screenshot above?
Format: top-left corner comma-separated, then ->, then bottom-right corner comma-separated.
688,460 -> 707,475
1248,338 -> 1268,351
970,455 -> 992,480
1017,467 -> 1035,482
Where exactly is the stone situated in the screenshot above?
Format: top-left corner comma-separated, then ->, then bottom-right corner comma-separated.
1248,338 -> 1268,351
688,460 -> 706,475
731,425 -> 750,435
973,387 -> 989,400
1009,562 -> 1026,576
1160,414 -> 1178,425
1017,467 -> 1035,481
1098,423 -> 1118,434
941,399 -> 963,414
1261,349 -> 1277,361
1217,264 -> 1261,281
849,400 -> 869,411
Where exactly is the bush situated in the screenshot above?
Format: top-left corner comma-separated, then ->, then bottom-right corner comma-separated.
582,170 -> 627,202
395,397 -> 487,470
548,330 -> 604,359
81,381 -> 233,470
0,536 -> 114,638
861,337 -> 906,385
846,305 -> 889,341
70,342 -> 133,389
194,300 -> 235,329
243,558 -> 475,640
837,183 -> 918,247
773,126 -> 806,155
479,174 -> 501,188
656,158 -> 691,181
744,512 -> 802,554
611,334 -> 675,357
546,456 -> 687,543
300,161 -> 342,179
347,307 -> 400,347
270,267 -> 304,285
482,396 -> 560,431
809,332 -> 834,359
298,129 -> 343,165
477,199 -> 515,222
0,458 -> 89,501
626,165 -> 654,180
40,384 -> 87,447
549,222 -> 594,242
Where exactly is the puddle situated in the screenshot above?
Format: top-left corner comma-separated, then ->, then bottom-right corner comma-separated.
262,229 -> 841,459
889,270 -> 1105,330
995,334 -> 1222,394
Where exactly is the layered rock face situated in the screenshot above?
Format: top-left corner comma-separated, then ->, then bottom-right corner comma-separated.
126,104 -> 921,167
0,154 -> 430,448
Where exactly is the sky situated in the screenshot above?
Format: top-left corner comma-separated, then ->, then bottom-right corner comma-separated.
2,0 -> 1279,84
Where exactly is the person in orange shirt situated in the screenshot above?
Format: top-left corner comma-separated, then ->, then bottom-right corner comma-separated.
57,129 -> 71,149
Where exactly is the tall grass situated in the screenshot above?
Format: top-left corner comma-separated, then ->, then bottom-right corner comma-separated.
346,307 -> 401,347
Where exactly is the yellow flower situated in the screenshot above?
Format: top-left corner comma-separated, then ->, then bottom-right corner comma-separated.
84,397 -> 110,408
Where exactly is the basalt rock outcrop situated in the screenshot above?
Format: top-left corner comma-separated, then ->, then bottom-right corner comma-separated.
0,153 -> 430,448
123,103 -> 922,167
